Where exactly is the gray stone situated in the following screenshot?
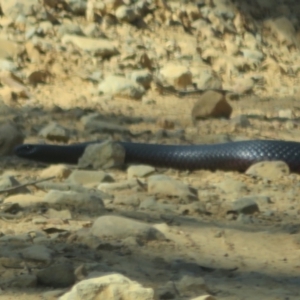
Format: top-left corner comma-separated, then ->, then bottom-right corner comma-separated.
22,245 -> 53,263
37,262 -> 75,288
78,141 -> 126,170
148,175 -> 198,202
91,215 -> 165,242
232,197 -> 260,215
43,190 -> 105,211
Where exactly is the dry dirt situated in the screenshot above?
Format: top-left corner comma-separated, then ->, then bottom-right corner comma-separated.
0,0 -> 300,299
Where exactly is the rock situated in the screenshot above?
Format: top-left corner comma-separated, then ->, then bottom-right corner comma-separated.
0,59 -> 18,71
83,23 -> 106,38
45,208 -> 72,221
4,274 -> 37,288
37,262 -> 76,288
59,273 -> 154,300
156,118 -> 175,130
27,70 -> 52,86
22,245 -> 53,263
191,295 -> 216,300
159,64 -> 192,89
91,215 -> 165,242
3,194 -> 44,207
42,289 -> 67,299
39,122 -> 69,142
61,35 -> 119,58
43,190 -> 105,211
139,197 -> 157,210
193,69 -> 222,90
0,39 -> 19,60
81,113 -> 130,134
215,179 -> 248,195
176,275 -> 208,298
127,165 -> 155,178
246,161 -> 290,180
0,71 -> 30,98
231,115 -> 250,128
191,91 -> 232,121
231,197 -> 260,215
98,179 -> 139,192
115,5 -> 138,23
66,170 -> 114,186
0,122 -> 24,155
156,281 -> 177,300
240,48 -> 264,61
264,16 -> 297,46
57,24 -> 84,38
40,165 -> 72,179
129,70 -> 152,89
147,175 -> 198,202
1,0 -> 41,19
231,77 -> 255,94
278,109 -> 294,119
0,175 -> 29,194
98,75 -> 145,100
78,141 -> 126,169
114,194 -> 141,207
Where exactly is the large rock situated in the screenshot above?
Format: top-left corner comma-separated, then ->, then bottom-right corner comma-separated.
59,273 -> 154,300
191,90 -> 232,121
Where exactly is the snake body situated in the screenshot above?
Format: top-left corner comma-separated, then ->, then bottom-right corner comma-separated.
13,140 -> 300,173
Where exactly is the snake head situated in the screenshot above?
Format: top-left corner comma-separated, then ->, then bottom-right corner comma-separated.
14,144 -> 37,157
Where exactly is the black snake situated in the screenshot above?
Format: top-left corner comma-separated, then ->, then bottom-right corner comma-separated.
13,140 -> 300,173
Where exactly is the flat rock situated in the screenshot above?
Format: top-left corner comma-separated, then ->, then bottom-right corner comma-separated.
43,190 -> 105,211
3,194 -> 44,207
127,165 -> 155,178
66,170 -> 114,186
61,34 -> 119,57
148,175 -> 198,201
246,161 -> 290,180
98,75 -> 145,99
40,164 -> 72,179
98,178 -> 139,192
81,113 -> 130,134
91,215 -> 165,241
